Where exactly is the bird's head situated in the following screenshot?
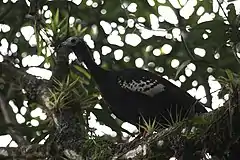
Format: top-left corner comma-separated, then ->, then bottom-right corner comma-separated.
61,36 -> 92,62
61,36 -> 86,49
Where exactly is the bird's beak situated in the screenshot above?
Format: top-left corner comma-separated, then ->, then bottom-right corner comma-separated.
56,40 -> 71,51
61,41 -> 68,46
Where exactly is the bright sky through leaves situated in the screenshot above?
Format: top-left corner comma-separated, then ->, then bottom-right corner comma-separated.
0,0 -> 238,148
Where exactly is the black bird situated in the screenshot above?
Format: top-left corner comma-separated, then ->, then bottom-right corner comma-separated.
62,37 -> 207,127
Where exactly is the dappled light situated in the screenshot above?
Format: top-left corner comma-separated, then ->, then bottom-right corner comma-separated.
192,80 -> 198,87
214,53 -> 220,59
194,47 -> 206,57
0,38 -> 8,55
20,26 -> 34,41
1,0 -> 240,159
22,55 -> 45,67
179,75 -> 186,82
196,6 -> 205,16
198,13 -> 216,24
0,54 -> 3,62
88,112 -> 116,137
153,48 -> 161,56
155,66 -> 164,73
100,21 -> 112,34
196,85 -> 207,104
161,44 -> 172,54
20,106 -> 27,115
30,119 -> 39,127
26,67 -> 52,79
0,135 -> 11,147
16,113 -> 25,124
9,100 -> 18,113
179,0 -> 197,19
114,49 -> 123,60
135,57 -> 144,68
188,63 -> 196,71
122,122 -> 138,137
170,59 -> 180,68
101,46 -> 111,55
185,67 -> 193,77
0,24 -> 10,33
125,34 -> 141,47
127,3 -> 137,13
158,6 -> 178,24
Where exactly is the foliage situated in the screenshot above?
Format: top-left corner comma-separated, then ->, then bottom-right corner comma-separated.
1,0 -> 240,159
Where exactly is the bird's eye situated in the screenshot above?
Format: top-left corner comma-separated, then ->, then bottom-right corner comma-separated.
71,38 -> 76,44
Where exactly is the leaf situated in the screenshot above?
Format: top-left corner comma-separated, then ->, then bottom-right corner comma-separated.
51,8 -> 60,34
200,0 -> 212,12
225,69 -> 234,81
72,64 -> 91,80
175,60 -> 191,79
54,8 -> 59,28
190,115 -> 208,125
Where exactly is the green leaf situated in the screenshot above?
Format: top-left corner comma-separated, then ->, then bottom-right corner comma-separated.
200,0 -> 212,12
54,8 -> 59,28
225,69 -> 234,81
72,64 -> 91,80
190,115 -> 208,125
51,8 -> 59,33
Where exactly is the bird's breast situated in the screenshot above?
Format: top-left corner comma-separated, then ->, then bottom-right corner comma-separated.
98,84 -> 146,123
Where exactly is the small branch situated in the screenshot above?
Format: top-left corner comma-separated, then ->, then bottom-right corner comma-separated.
216,0 -> 231,24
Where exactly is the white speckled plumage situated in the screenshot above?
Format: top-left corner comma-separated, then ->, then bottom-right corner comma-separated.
117,77 -> 165,97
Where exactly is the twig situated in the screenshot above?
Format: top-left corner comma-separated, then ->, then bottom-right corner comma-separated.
216,0 -> 231,24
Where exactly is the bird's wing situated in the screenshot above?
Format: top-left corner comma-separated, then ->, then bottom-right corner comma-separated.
116,69 -> 167,97
116,68 -> 207,113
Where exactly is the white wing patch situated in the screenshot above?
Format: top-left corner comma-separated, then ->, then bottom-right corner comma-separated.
117,77 -> 165,97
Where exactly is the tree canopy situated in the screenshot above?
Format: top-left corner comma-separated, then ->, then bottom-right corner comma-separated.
1,0 -> 240,159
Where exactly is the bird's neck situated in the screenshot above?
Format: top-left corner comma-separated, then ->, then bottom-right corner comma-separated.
73,45 -> 107,83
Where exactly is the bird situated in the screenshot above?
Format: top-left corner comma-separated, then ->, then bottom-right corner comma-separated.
61,36 -> 207,129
